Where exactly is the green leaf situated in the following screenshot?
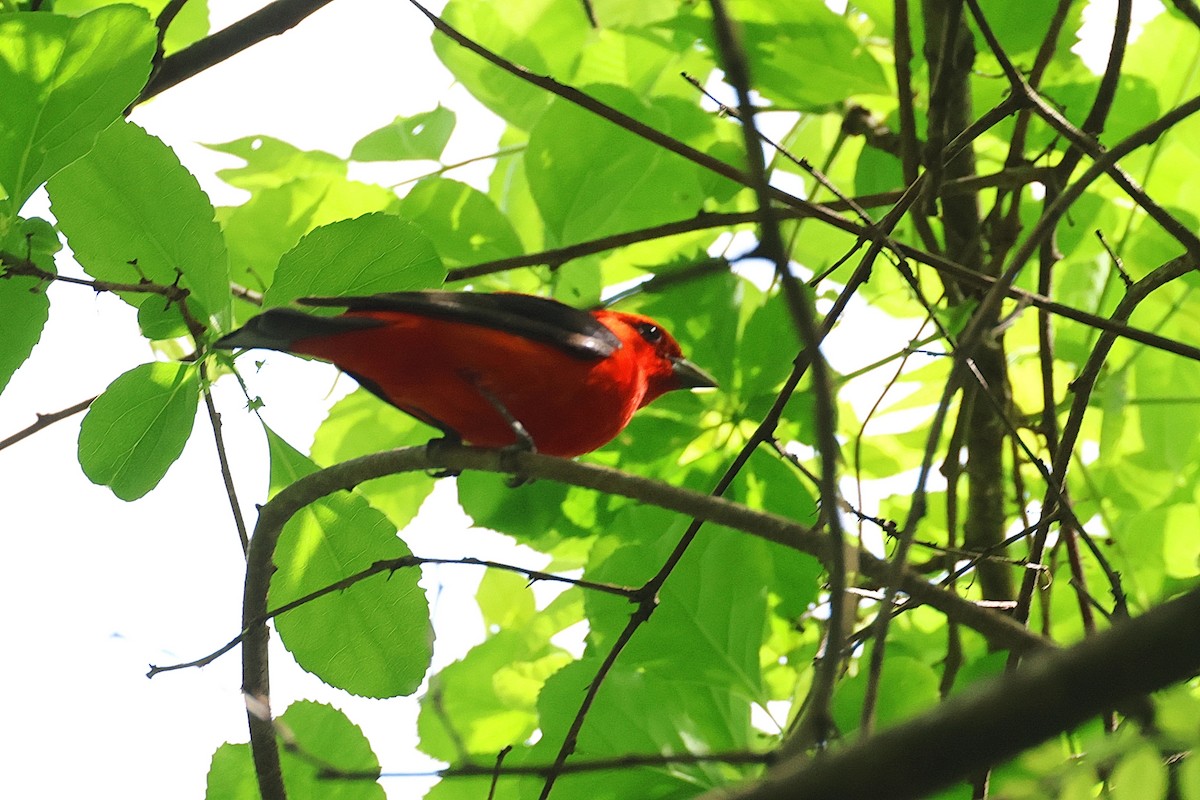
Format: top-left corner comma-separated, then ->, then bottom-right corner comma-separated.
1134,348 -> 1200,472
974,0 -> 1073,56
1111,743 -> 1168,800
262,212 -> 446,307
476,569 -> 537,631
47,121 -> 231,329
458,470 -> 605,546
433,0 -> 590,129
397,177 -> 523,268
220,176 -> 399,301
832,655 -> 941,734
78,361 -> 199,501
0,217 -> 59,394
587,507 -> 770,707
589,0 -> 681,27
418,627 -> 574,760
206,136 -> 346,192
205,701 -> 384,800
310,388 -> 438,531
54,1 -> 209,56
526,658 -> 761,798
526,85 -> 706,245
676,3 -> 890,110
0,6 -> 155,213
266,428 -> 433,698
487,126 -> 545,252
352,106 -> 456,161
573,26 -> 716,100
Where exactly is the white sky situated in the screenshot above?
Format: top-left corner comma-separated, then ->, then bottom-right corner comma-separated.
0,1 -> 537,797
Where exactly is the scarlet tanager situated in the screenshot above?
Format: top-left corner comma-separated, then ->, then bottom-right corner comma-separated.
214,291 -> 716,457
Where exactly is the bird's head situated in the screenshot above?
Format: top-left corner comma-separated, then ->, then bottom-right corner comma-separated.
596,310 -> 718,406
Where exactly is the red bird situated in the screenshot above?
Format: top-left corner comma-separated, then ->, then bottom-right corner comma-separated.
214,291 -> 716,457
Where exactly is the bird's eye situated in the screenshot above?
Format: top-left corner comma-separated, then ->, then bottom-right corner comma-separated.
635,322 -> 663,343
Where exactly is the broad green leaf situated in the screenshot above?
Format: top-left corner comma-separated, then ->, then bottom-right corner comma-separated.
418,625 -> 574,760
351,106 -> 456,162
458,470 -> 607,546
266,428 -> 433,698
310,388 -> 438,530
48,121 -> 231,329
206,136 -> 346,192
1164,504 -> 1200,578
1042,75 -> 1161,153
204,742 -> 257,800
476,569 -> 537,631
205,701 -> 384,800
0,6 -> 155,214
220,176 -> 399,301
263,213 -> 445,307
1122,10 -> 1197,124
1134,348 -> 1200,472
486,125 -> 544,252
526,85 -> 707,245
0,217 -> 58,394
78,361 -> 199,501
677,3 -> 890,110
433,0 -> 590,129
573,26 -> 715,100
975,0 -> 1076,56
745,18 -> 890,110
586,506 -> 770,707
1111,743 -> 1168,800
737,292 -> 803,398
397,177 -> 523,268
55,0 -> 209,55
527,658 -> 761,799
589,0 -> 681,27
832,655 -> 941,734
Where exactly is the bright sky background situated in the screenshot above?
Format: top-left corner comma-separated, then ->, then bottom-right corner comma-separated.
0,1 -> 540,797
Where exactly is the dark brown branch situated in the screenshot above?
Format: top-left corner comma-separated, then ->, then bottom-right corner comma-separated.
1170,0 -> 1200,28
704,584 -> 1200,800
0,251 -> 209,344
241,445 -> 1049,799
137,0 -> 337,103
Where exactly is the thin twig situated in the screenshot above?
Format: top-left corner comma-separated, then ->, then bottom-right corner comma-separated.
323,749 -> 771,781
148,552 -> 635,677
200,361 -> 250,556
0,396 -> 97,452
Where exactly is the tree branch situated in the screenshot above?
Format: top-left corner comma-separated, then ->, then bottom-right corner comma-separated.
137,0 -> 337,104
0,396 -> 96,453
240,444 -> 1048,798
698,584 -> 1200,800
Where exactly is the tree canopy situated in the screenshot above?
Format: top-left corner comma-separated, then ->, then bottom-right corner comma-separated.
2,0 -> 1200,799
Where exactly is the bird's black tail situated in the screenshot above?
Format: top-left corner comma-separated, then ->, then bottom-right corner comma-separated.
212,308 -> 383,352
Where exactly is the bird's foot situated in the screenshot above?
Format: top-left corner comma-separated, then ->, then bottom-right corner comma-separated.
498,424 -> 537,487
460,371 -> 538,487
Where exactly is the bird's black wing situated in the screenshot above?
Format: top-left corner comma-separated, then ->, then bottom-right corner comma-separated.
297,291 -> 621,359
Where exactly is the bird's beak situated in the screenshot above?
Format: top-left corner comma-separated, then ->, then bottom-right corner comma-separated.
671,357 -> 718,390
